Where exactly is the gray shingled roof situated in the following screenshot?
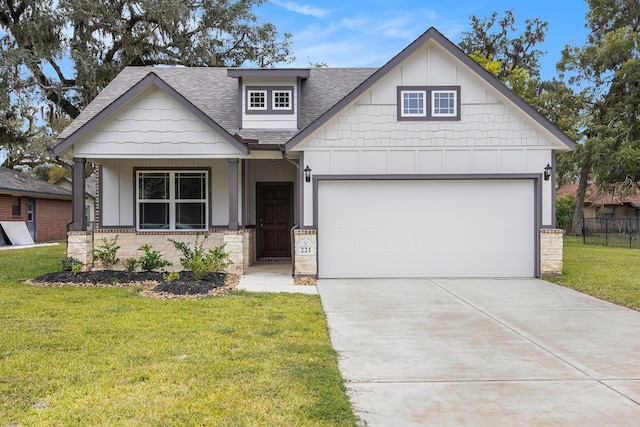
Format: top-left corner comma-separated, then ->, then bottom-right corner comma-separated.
58,66 -> 377,146
0,166 -> 72,199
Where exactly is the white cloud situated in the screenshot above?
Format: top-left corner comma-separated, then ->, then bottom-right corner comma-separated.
271,0 -> 330,18
280,4 -> 471,68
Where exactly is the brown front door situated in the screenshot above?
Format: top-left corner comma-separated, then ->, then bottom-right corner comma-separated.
257,183 -> 293,258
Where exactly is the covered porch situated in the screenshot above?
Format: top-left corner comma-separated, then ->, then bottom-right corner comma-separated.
66,154 -> 316,277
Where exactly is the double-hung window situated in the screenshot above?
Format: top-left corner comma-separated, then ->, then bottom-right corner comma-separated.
398,86 -> 460,121
137,170 -> 208,231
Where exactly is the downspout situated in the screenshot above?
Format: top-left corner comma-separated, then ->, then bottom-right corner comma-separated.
280,145 -> 299,277
48,145 -> 75,243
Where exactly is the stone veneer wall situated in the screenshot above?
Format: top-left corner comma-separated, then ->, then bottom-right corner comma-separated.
87,229 -> 251,273
540,229 -> 564,277
222,230 -> 244,275
293,229 -> 317,277
242,228 -> 256,268
67,231 -> 93,272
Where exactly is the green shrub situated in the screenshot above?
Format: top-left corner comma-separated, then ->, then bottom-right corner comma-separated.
124,258 -> 139,274
138,244 -> 171,272
168,233 -> 232,280
60,256 -> 82,272
71,263 -> 83,274
93,235 -> 120,269
163,270 -> 180,282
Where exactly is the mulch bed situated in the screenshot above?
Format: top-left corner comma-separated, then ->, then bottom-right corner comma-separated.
27,270 -> 240,300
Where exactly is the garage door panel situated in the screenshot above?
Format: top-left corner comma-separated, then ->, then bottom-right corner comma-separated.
318,180 -> 535,278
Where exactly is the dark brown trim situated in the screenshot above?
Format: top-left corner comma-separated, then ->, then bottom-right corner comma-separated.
247,143 -> 281,151
53,73 -> 249,156
284,27 -> 576,152
236,78 -> 243,129
245,86 -> 294,115
72,158 -> 87,231
297,77 -> 303,130
397,86 -> 461,121
256,182 -> 294,259
551,150 -> 557,229
298,151 -> 305,228
228,69 -> 310,79
228,159 -> 239,231
132,166 -> 212,232
312,173 -> 542,278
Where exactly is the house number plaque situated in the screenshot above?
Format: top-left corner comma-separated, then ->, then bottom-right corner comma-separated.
296,238 -> 315,256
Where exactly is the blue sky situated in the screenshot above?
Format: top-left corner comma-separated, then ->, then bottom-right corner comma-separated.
257,0 -> 590,80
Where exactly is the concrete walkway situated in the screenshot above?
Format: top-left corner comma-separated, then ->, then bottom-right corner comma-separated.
236,263 -> 317,294
318,278 -> 640,426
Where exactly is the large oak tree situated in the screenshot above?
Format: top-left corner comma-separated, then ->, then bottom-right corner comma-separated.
0,0 -> 294,171
558,0 -> 640,235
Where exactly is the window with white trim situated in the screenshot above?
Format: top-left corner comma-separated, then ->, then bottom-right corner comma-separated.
432,90 -> 457,117
248,90 -> 267,110
245,86 -> 294,114
137,170 -> 208,230
397,86 -> 460,121
401,90 -> 427,117
272,90 -> 291,110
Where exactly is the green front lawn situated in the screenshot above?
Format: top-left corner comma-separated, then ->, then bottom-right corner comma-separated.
548,236 -> 640,310
0,244 -> 356,426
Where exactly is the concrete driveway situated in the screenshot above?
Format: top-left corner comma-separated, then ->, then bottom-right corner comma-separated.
317,278 -> 640,426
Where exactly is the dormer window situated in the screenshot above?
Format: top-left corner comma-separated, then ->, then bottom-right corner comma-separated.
272,90 -> 291,110
248,90 -> 267,110
245,86 -> 294,114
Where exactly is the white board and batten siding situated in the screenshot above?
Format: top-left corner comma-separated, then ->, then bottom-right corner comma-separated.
73,86 -> 243,159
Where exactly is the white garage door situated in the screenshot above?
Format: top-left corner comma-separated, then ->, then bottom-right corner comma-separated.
317,179 -> 535,278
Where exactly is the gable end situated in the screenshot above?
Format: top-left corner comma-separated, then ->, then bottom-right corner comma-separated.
285,27 -> 576,152
53,73 -> 249,156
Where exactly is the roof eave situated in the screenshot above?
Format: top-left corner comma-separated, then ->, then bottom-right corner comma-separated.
227,69 -> 310,79
0,189 -> 72,200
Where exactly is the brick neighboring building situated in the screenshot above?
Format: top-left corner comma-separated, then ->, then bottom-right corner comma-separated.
0,166 -> 72,244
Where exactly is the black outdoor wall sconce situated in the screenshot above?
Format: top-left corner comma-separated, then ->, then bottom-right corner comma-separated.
304,165 -> 312,182
544,163 -> 552,181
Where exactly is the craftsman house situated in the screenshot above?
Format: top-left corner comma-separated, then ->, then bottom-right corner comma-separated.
53,27 -> 574,278
0,166 -> 72,245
